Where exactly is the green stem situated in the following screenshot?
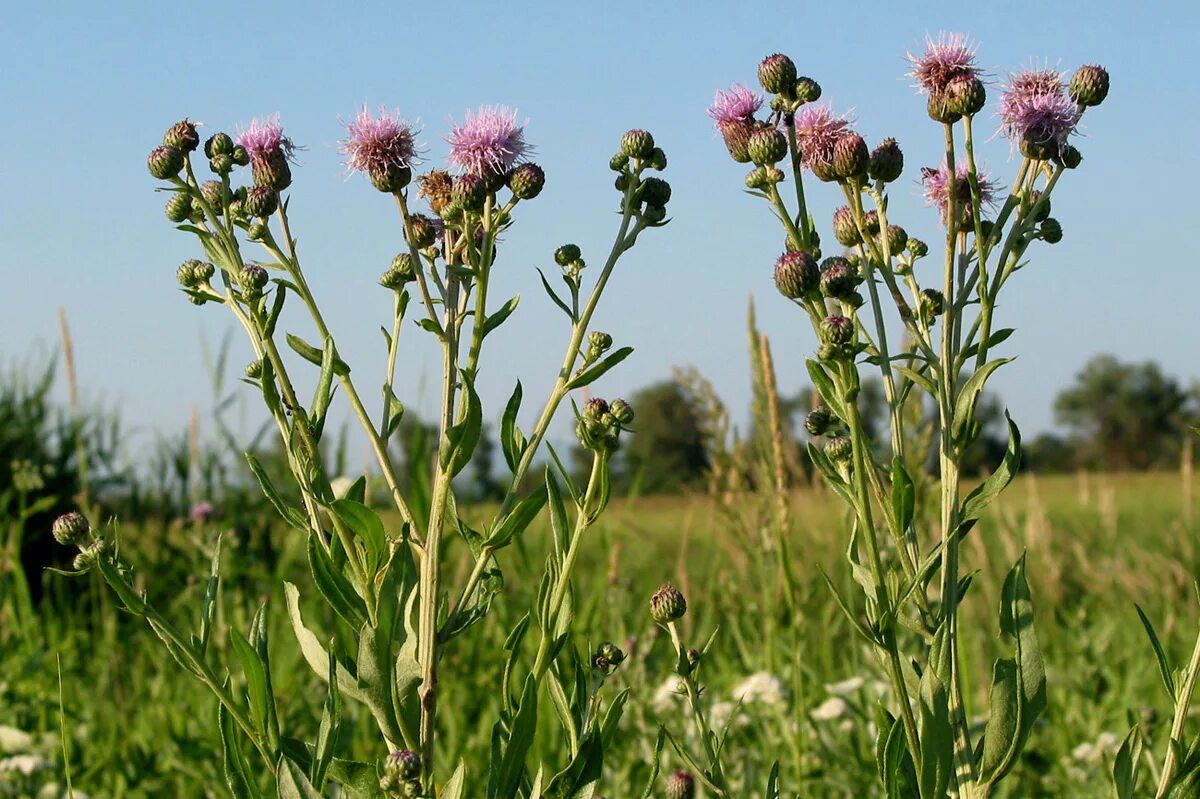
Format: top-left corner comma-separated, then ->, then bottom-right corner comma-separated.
782,113 -> 812,248
667,621 -> 730,797
1156,627 -> 1200,797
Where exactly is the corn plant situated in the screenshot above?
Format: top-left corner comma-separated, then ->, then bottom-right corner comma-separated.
702,38 -> 1110,797
53,107 -> 669,797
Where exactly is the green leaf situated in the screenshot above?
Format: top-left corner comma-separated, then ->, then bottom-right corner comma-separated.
918,625 -> 954,799
764,762 -> 781,799
481,295 -> 520,339
816,565 -> 874,644
805,359 -> 843,418
198,534 -> 223,656
310,335 -> 339,431
500,381 -> 524,472
896,365 -> 937,397
961,413 -> 1021,521
441,761 -> 467,799
565,346 -> 634,390
1135,604 -> 1176,700
219,702 -> 263,799
442,370 -> 483,478
230,628 -> 271,741
545,731 -> 603,799
310,650 -> 341,789
546,468 -> 571,562
538,268 -> 574,320
307,535 -> 368,630
277,756 -> 323,799
637,728 -> 666,799
960,327 -> 1014,360
952,358 -> 1011,443
331,499 -> 388,578
880,713 -> 918,799
245,453 -> 308,530
286,333 -> 350,375
265,283 -> 287,337
283,583 -> 368,705
486,490 -> 547,549
891,456 -> 915,535
1113,726 -> 1142,799
490,675 -> 539,799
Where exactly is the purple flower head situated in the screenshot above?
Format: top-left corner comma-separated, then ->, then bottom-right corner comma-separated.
707,83 -> 763,128
189,501 -> 216,523
999,68 -> 1078,150
236,115 -> 297,165
921,160 -> 998,226
907,32 -> 980,96
446,105 -> 530,177
792,102 -> 853,170
340,106 -> 420,176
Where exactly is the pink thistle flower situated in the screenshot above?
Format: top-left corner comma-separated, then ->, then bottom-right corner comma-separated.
340,106 -> 419,176
792,102 -> 853,171
907,32 -> 980,96
921,160 -> 999,226
446,106 -> 530,177
998,68 -> 1078,151
707,83 -> 763,127
236,115 -> 296,165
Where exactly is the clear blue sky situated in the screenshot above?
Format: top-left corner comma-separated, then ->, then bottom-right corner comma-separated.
2,1 -> 1196,461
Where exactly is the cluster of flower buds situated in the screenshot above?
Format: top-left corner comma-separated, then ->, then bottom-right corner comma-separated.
576,397 -> 634,453
583,331 -> 613,364
380,253 -> 417,291
592,641 -> 626,676
816,315 -> 859,362
665,770 -> 697,799
612,129 -> 671,224
555,243 -> 586,282
804,406 -> 853,465
918,288 -> 946,326
379,750 -> 421,797
51,511 -> 105,571
650,584 -> 687,624
176,259 -> 216,294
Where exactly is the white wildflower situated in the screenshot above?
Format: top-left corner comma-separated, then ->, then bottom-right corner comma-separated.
824,676 -> 865,697
0,725 -> 34,753
652,677 -> 686,714
709,700 -> 750,730
0,754 -> 50,775
731,672 -> 788,707
810,697 -> 850,722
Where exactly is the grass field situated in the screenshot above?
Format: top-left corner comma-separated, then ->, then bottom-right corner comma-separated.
4,470 -> 1198,797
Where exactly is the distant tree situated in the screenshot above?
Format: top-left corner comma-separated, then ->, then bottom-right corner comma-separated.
1054,355 -> 1194,470
1023,432 -> 1076,473
622,381 -> 709,494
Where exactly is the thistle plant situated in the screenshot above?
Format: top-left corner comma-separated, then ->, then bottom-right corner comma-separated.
56,106 -> 668,796
710,39 -> 1109,796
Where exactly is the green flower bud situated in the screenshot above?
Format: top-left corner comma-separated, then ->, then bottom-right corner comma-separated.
381,253 -> 416,289
640,177 -> 672,207
1019,131 -> 1058,161
945,75 -> 986,116
868,138 -> 904,183
198,180 -> 224,210
621,129 -> 655,159
747,127 -> 788,165
72,539 -> 106,572
165,193 -> 193,223
52,511 -> 90,547
592,641 -> 626,674
861,210 -> 881,236
247,220 -> 270,241
1055,143 -> 1083,169
919,288 -> 945,324
384,750 -> 421,782
820,260 -> 858,301
609,153 -> 629,172
583,397 -> 609,422
205,132 -> 234,159
163,119 -> 200,152
758,53 -> 798,95
832,134 -> 869,180
589,331 -> 613,352
369,163 -> 412,194
609,398 -> 634,425
832,206 -> 861,246
508,162 -> 545,200
927,92 -> 962,124
239,264 -> 269,294
555,244 -> 582,267
231,145 -> 250,167
719,119 -> 756,164
666,770 -> 696,799
148,145 -> 185,180
907,238 -> 929,258
244,185 -> 278,218
794,76 -> 821,103
252,150 -> 292,191
805,406 -> 832,436
451,173 -> 487,212
880,224 -> 908,254
1069,65 -> 1109,107
774,250 -> 819,299
406,214 -> 438,249
245,359 -> 263,379
650,584 -> 687,624
824,435 -> 852,462
209,153 -> 235,176
818,315 -> 854,346
1040,217 -> 1063,243
177,259 -> 203,288
647,147 -> 668,171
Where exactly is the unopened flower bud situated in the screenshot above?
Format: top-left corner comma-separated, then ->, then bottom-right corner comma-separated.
52,511 -> 90,547
719,119 -> 756,163
927,92 -> 962,124
907,238 -> 928,258
1027,191 -> 1051,223
177,259 -> 203,288
244,185 -> 278,218
666,770 -> 696,799
945,75 -> 986,116
452,173 -> 486,212
867,137 -> 904,183
1019,130 -> 1058,161
919,288 -> 945,323
72,540 -> 105,571
832,206 -> 861,246
861,210 -> 881,236
252,150 -> 292,191
824,435 -> 852,462
239,264 -> 268,294
592,641 -> 626,674
774,250 -> 819,299
1055,144 -> 1083,169
584,397 -> 609,422
589,331 -> 613,352
650,584 -> 687,623
369,163 -> 412,194
1069,65 -> 1109,107
758,53 -> 798,95
555,244 -> 582,267
384,750 -> 421,782
832,134 -> 869,180
197,180 -> 223,210
819,315 -> 854,346
231,145 -> 250,167
163,119 -> 200,152
748,128 -> 788,165
205,132 -> 234,159
245,359 -> 263,379
794,76 -> 821,103
165,193 -> 193,223
381,253 -> 416,289
148,145 -> 185,180
609,153 -> 629,172
820,260 -> 858,301
247,220 -> 270,241
1040,217 -> 1063,243
647,147 -> 668,171
805,406 -> 832,436
209,153 -> 235,176
621,129 -> 656,159
640,177 -> 672,207
508,162 -> 545,200
610,398 -> 634,425
406,214 -> 438,249
880,224 -> 908,254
